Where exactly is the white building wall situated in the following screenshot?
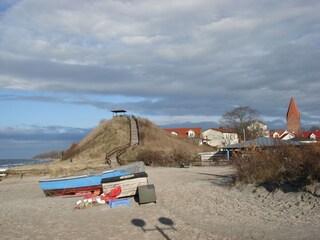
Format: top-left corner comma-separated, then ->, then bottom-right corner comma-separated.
222,132 -> 239,146
281,133 -> 295,140
202,129 -> 238,147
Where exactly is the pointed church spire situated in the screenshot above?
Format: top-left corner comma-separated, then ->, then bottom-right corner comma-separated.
286,97 -> 301,133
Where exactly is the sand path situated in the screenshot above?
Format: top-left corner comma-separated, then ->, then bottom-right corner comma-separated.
0,166 -> 319,240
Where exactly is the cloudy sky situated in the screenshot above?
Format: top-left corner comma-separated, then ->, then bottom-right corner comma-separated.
0,0 -> 319,158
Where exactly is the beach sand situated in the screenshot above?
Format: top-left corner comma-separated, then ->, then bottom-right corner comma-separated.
1,165 -> 319,240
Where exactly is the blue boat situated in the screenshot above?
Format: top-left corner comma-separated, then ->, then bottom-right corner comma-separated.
39,162 -> 145,197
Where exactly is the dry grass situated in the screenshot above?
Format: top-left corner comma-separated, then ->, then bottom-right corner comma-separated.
10,117 -> 214,176
232,143 -> 320,188
9,157 -> 109,178
121,118 -> 213,167
11,117 -> 130,177
61,117 -> 130,161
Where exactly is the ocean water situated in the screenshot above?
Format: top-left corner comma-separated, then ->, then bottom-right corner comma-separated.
0,159 -> 53,169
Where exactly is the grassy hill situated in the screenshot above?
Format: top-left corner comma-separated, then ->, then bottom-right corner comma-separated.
10,117 -> 213,176
121,118 -> 211,166
61,117 -> 130,162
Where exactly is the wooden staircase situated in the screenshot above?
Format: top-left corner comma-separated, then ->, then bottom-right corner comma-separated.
130,117 -> 139,147
105,116 -> 139,167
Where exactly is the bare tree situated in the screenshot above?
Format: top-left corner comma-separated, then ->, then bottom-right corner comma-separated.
220,106 -> 261,141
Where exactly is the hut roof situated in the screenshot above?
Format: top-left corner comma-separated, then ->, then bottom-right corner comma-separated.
224,137 -> 300,149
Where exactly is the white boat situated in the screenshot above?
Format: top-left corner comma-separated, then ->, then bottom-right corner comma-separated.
0,168 -> 8,180
101,172 -> 148,198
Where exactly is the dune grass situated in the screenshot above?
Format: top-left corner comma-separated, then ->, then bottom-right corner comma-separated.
10,117 -> 213,176
121,118 -> 213,167
62,117 -> 130,161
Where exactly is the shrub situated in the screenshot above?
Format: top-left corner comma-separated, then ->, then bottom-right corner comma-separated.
61,143 -> 79,160
136,146 -> 200,167
170,147 -> 200,165
232,143 -> 320,187
136,149 -> 167,166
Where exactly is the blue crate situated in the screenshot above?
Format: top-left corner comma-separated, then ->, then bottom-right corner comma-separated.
109,198 -> 131,208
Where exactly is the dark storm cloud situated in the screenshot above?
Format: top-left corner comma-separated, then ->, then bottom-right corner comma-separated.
0,0 -> 319,125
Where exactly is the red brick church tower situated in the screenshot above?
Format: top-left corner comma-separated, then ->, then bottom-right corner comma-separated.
286,97 -> 301,133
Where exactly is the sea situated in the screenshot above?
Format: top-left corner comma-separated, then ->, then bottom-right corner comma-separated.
0,159 -> 53,169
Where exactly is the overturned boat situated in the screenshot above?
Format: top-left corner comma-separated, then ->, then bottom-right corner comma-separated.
39,161 -> 145,197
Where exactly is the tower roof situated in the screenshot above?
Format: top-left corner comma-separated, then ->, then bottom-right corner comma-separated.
286,97 -> 300,119
286,97 -> 301,133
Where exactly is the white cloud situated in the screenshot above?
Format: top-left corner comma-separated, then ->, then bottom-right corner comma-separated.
0,0 -> 319,125
200,17 -> 257,33
121,35 -> 168,45
148,115 -> 221,126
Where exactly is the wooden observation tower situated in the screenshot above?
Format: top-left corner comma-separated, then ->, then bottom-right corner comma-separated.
111,110 -> 127,117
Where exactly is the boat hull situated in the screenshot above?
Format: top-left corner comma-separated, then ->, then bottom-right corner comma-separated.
102,172 -> 148,198
39,170 -> 129,197
43,185 -> 102,197
39,162 -> 146,197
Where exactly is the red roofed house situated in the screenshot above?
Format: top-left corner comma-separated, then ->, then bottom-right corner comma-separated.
269,98 -> 320,143
280,132 -> 297,140
163,128 -> 202,139
269,130 -> 288,139
286,97 -> 301,134
302,131 -> 320,142
201,128 -> 239,148
270,97 -> 302,140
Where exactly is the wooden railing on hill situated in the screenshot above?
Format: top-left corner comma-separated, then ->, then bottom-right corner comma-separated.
130,116 -> 140,147
63,116 -> 140,165
105,116 -> 140,165
105,143 -> 130,161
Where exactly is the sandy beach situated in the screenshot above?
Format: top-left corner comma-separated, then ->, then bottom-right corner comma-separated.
1,165 -> 320,240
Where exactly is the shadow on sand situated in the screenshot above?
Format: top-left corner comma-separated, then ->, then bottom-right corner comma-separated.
197,172 -> 234,186
131,217 -> 176,240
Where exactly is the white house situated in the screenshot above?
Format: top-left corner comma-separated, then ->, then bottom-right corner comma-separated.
247,121 -> 269,137
163,128 -> 202,139
280,132 -> 296,140
163,128 -> 203,145
202,128 -> 239,148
